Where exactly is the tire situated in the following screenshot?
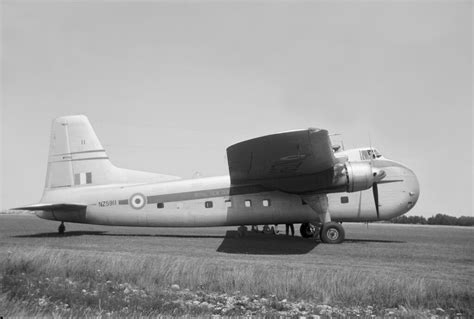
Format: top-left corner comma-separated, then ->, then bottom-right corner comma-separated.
320,222 -> 345,244
300,223 -> 317,238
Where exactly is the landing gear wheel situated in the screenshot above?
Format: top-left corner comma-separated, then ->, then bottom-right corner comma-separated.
300,223 -> 317,238
58,222 -> 65,235
320,222 -> 345,244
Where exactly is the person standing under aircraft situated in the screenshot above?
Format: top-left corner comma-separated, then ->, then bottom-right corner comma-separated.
286,224 -> 295,236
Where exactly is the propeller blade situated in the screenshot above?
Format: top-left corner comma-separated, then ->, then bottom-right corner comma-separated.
373,182 -> 380,219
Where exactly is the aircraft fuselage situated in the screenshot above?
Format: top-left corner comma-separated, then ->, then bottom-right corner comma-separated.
38,159 -> 419,227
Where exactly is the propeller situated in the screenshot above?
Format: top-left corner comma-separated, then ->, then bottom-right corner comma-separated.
372,173 -> 382,218
369,134 -> 385,219
373,183 -> 380,218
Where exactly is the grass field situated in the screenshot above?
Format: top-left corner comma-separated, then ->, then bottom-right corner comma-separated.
1,214 -> 473,317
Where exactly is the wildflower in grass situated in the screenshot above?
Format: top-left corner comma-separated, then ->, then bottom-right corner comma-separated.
38,297 -> 48,307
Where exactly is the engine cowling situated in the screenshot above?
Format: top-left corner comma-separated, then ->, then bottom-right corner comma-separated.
346,162 -> 374,192
333,161 -> 386,193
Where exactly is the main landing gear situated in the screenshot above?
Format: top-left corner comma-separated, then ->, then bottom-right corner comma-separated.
320,222 -> 345,244
300,222 -> 345,244
300,223 -> 317,238
300,194 -> 346,244
58,222 -> 65,235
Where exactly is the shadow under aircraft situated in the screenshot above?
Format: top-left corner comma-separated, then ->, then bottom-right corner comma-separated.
217,231 -> 319,255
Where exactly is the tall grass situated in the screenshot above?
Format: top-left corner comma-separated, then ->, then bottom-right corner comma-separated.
1,247 -> 471,316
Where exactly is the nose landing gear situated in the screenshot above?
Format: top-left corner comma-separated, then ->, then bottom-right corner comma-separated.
58,222 -> 65,235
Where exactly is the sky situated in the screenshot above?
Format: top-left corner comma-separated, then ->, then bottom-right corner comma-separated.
1,1 -> 472,217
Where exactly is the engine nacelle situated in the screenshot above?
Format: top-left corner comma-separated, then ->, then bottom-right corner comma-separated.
345,162 -> 375,192
332,161 -> 385,193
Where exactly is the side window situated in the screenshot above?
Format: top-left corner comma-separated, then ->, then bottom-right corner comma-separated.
157,202 -> 164,209
341,196 -> 349,204
244,200 -> 252,208
262,199 -> 271,207
360,150 -> 371,160
86,172 -> 92,184
205,201 -> 213,208
225,199 -> 232,208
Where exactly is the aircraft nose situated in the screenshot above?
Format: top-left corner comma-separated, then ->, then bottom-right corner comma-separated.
406,169 -> 420,211
375,162 -> 420,219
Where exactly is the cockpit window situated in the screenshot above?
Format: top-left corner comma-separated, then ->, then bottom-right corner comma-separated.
360,149 -> 382,160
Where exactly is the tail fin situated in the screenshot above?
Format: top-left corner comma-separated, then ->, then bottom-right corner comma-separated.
45,115 -> 180,189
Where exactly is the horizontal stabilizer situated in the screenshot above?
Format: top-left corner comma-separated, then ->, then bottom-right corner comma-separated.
11,203 -> 87,211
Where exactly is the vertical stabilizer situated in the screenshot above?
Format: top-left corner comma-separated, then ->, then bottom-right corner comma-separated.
44,115 -> 180,190
45,115 -> 112,188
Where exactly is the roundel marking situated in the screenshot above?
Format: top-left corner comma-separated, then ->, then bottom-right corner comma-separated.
130,193 -> 147,209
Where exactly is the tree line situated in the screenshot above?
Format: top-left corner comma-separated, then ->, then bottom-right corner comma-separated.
390,213 -> 473,226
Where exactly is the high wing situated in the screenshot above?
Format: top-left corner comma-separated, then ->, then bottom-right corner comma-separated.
11,203 -> 87,211
226,128 -> 337,193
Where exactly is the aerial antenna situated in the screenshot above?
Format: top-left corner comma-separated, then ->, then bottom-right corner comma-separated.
368,132 -> 373,157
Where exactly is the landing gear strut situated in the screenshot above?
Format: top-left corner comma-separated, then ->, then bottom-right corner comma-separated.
58,222 -> 65,235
